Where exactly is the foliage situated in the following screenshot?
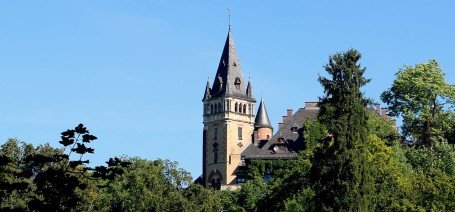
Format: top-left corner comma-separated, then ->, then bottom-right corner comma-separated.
310,49 -> 374,210
93,157 -> 217,211
381,60 -> 455,147
0,124 -> 129,211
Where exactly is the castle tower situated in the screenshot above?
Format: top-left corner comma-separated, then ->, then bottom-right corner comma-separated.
202,28 -> 255,189
253,99 -> 273,144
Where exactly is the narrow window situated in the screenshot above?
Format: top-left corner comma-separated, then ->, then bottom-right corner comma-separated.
243,104 -> 247,114
229,155 -> 231,164
238,127 -> 243,140
213,151 -> 218,163
210,104 -> 214,114
239,103 -> 243,113
213,127 -> 218,140
235,103 -> 238,112
218,102 -> 222,112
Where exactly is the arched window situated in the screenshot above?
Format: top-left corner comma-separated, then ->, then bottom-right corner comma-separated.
218,102 -> 222,112
239,103 -> 243,113
215,103 -> 218,113
243,104 -> 247,114
226,100 -> 229,111
210,104 -> 214,114
235,102 -> 238,112
209,170 -> 222,190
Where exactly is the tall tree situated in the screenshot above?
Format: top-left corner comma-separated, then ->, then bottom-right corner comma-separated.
381,60 -> 455,148
311,49 -> 374,210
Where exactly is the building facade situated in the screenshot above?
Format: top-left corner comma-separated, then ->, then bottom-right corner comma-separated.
200,28 -> 392,190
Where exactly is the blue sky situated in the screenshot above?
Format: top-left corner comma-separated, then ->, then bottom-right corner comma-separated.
1,1 -> 454,178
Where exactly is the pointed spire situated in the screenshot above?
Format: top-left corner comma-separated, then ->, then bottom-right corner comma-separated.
255,98 -> 273,129
246,78 -> 253,98
209,29 -> 254,101
203,79 -> 211,101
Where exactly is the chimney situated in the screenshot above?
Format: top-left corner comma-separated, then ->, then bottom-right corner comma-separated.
253,131 -> 259,146
305,102 -> 318,109
278,123 -> 284,131
287,109 -> 293,118
381,108 -> 388,117
375,102 -> 381,115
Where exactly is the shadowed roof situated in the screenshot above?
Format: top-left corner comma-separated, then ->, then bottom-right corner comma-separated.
254,99 -> 273,129
243,107 -> 319,159
209,29 -> 254,101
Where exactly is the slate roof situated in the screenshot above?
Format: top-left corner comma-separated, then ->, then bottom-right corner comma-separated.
254,99 -> 273,129
208,29 -> 254,101
203,80 -> 211,101
243,107 -> 319,159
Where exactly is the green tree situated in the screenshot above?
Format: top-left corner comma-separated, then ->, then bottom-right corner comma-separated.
93,157 -> 222,212
0,139 -> 35,210
0,124 -> 128,211
311,49 -> 374,210
381,60 -> 455,148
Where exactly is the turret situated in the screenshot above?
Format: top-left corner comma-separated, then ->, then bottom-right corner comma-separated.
203,80 -> 211,101
254,98 -> 273,144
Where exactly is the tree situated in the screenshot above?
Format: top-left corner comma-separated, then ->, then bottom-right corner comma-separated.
92,157 -> 222,211
310,49 -> 374,210
381,60 -> 455,148
0,139 -> 35,210
0,124 -> 129,211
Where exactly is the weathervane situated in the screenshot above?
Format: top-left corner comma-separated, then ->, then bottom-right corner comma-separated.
228,7 -> 231,28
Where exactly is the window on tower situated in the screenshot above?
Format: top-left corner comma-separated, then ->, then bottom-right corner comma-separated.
213,151 -> 218,164
238,127 -> 243,140
234,77 -> 241,90
213,127 -> 218,140
235,102 -> 238,112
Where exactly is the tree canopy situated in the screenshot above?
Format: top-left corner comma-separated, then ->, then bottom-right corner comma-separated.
381,60 -> 455,147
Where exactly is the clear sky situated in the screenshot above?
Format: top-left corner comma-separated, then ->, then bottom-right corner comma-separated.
1,1 -> 454,178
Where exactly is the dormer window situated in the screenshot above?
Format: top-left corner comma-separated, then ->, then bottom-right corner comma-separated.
234,77 -> 241,90
218,76 -> 223,90
291,123 -> 299,133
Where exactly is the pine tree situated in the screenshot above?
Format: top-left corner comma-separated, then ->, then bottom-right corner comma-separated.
311,49 -> 374,210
